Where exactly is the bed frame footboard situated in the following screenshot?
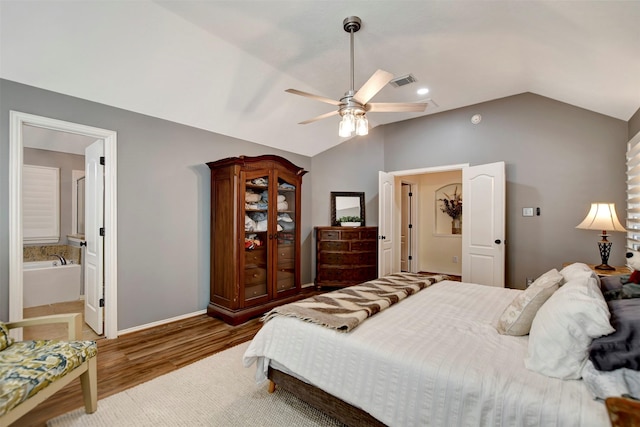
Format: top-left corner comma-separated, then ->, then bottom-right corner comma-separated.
267,367 -> 386,427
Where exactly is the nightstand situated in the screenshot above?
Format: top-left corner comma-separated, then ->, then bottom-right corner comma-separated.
564,263 -> 631,277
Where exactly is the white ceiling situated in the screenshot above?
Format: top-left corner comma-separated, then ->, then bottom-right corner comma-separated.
2,1 -> 639,157
23,126 -> 97,156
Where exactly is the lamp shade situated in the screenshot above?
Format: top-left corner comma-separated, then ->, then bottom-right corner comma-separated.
575,203 -> 626,232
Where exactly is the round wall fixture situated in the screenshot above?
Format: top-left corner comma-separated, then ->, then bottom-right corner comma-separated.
471,114 -> 482,124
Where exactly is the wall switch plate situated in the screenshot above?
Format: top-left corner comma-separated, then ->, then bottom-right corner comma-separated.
522,207 -> 534,217
453,256 -> 458,263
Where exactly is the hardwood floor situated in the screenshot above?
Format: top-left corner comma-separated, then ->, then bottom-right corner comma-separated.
12,314 -> 263,427
23,300 -> 102,341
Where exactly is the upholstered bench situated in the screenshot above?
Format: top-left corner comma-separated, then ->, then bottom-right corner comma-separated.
0,313 -> 97,426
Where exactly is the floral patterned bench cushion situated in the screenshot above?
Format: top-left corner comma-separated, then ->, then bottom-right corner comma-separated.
0,323 -> 12,351
0,339 -> 97,417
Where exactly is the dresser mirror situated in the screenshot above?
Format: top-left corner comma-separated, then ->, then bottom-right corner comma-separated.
331,191 -> 365,226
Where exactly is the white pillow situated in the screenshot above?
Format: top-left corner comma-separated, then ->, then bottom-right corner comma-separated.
524,274 -> 614,379
496,269 -> 563,336
559,262 -> 601,287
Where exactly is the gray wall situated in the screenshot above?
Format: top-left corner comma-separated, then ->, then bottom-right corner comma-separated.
0,79 -> 312,328
380,93 -> 628,287
0,79 -> 633,329
630,107 -> 640,139
310,128 -> 385,228
297,92 -> 630,289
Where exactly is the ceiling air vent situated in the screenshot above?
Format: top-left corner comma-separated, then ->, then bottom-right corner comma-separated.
389,74 -> 417,88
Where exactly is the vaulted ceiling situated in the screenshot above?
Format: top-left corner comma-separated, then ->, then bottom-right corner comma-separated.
2,1 -> 639,156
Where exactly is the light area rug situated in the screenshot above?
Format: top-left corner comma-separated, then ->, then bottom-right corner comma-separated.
48,341 -> 343,426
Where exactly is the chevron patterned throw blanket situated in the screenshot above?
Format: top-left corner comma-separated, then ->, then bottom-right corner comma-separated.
262,272 -> 446,332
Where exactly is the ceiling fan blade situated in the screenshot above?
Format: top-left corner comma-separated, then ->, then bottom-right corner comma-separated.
299,110 -> 340,125
285,89 -> 341,106
366,102 -> 428,113
353,69 -> 394,105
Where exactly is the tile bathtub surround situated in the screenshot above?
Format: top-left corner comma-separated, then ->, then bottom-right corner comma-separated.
23,245 -> 81,264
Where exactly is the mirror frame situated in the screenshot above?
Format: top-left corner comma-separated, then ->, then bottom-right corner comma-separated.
331,191 -> 365,226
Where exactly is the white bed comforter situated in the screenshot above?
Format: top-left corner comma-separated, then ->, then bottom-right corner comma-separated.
243,281 -> 610,427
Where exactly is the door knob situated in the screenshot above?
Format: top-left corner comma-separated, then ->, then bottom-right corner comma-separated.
80,241 -> 87,247
495,239 -> 501,244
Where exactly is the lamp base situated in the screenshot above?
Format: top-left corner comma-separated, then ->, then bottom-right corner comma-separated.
596,238 -> 614,271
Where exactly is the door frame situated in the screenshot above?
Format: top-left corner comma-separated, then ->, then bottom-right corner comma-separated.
9,111 -> 119,339
383,163 -> 469,273
400,180 -> 419,273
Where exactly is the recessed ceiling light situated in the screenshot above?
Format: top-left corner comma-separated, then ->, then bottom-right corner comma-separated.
417,87 -> 429,95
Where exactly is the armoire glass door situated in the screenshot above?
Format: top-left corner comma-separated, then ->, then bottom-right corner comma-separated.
243,172 -> 270,302
274,175 -> 297,293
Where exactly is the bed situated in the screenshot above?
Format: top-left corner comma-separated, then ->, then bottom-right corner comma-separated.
243,269 -> 618,426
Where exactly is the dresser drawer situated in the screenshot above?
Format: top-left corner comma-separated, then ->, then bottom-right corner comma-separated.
319,252 -> 375,266
319,241 -> 350,252
276,269 -> 294,291
350,266 -> 377,282
245,283 -> 267,299
244,267 -> 267,285
244,247 -> 266,268
351,241 -> 377,252
317,266 -> 377,284
340,230 -> 361,240
360,228 -> 378,240
316,267 -> 346,282
319,230 -> 341,240
276,244 -> 294,263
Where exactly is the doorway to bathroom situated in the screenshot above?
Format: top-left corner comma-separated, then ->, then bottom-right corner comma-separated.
9,111 -> 119,339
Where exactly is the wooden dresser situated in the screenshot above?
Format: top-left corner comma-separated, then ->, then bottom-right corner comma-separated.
315,226 -> 378,288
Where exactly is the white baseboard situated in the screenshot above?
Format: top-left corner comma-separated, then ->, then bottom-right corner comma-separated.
118,309 -> 207,336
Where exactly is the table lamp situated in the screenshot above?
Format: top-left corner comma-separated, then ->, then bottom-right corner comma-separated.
576,202 -> 626,270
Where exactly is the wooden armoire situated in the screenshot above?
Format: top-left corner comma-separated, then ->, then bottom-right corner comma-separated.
206,155 -> 307,325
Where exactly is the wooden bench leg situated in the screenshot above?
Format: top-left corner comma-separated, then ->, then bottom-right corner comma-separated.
268,380 -> 276,393
80,357 -> 98,413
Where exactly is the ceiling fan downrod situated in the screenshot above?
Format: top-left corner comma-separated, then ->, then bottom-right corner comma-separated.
343,16 -> 361,94
339,16 -> 367,136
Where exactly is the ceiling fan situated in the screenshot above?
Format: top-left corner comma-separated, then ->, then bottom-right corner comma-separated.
286,16 -> 428,137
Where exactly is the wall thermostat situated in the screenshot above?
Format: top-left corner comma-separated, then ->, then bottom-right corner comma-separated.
471,114 -> 482,124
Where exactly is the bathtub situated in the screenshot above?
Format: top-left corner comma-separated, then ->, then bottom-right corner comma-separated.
23,260 -> 82,308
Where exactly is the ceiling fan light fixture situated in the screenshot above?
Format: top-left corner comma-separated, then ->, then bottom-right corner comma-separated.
285,16 -> 427,133
355,115 -> 369,136
344,112 -> 356,132
338,117 -> 352,137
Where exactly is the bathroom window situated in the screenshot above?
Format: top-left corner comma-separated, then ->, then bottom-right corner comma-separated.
23,164 -> 60,243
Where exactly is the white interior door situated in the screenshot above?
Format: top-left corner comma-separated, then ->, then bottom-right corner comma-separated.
462,162 -> 506,287
85,140 -> 104,334
378,171 -> 395,276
